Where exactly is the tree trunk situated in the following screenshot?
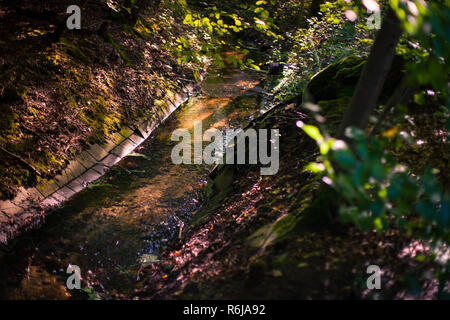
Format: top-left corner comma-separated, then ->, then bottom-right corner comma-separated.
309,0 -> 326,17
337,8 -> 403,138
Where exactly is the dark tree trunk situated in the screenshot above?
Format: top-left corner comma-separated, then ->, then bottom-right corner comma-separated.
337,8 -> 403,138
309,0 -> 326,17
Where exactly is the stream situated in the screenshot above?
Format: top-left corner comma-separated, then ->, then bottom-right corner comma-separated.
0,62 -> 264,299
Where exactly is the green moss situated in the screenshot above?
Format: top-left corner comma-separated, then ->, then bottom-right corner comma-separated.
317,96 -> 352,132
317,96 -> 351,114
39,55 -> 61,74
79,97 -> 121,144
106,35 -> 131,65
247,222 -> 278,248
68,68 -> 84,84
120,127 -> 132,138
33,150 -> 65,175
133,19 -> 152,38
0,158 -> 31,199
59,39 -> 89,63
124,19 -> 152,39
272,214 -> 300,239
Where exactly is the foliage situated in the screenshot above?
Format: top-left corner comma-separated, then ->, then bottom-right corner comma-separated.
81,286 -> 101,300
320,0 -> 450,121
172,0 -> 281,71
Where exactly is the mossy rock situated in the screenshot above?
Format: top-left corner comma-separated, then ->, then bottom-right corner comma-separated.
304,55 -> 405,103
317,96 -> 352,132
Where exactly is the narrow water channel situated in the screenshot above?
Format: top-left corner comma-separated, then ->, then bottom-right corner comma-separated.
0,64 -> 264,299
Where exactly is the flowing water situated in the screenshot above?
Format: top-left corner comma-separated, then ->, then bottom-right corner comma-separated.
0,63 -> 264,299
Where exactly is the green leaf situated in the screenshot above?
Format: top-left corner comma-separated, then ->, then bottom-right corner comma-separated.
261,10 -> 270,19
373,217 -> 383,231
305,162 -> 326,173
319,140 -> 333,155
333,149 -> 357,169
301,124 -> 323,142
